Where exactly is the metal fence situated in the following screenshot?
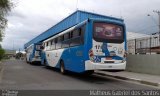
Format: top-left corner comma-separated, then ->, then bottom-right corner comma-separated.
127,35 -> 160,54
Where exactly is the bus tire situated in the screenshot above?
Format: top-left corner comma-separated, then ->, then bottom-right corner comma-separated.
28,58 -> 32,64
29,61 -> 33,64
60,60 -> 66,74
26,58 -> 29,63
84,70 -> 94,75
44,60 -> 49,67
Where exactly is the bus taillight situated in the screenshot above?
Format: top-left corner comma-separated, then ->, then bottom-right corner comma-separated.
89,49 -> 94,61
89,50 -> 94,57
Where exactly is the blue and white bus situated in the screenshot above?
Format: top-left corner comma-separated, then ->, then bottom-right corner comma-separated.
41,18 -> 127,74
25,43 -> 42,64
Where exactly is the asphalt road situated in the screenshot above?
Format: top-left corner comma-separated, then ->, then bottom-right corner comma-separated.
0,60 -> 157,90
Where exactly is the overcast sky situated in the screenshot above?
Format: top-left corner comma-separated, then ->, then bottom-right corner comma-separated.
1,0 -> 160,50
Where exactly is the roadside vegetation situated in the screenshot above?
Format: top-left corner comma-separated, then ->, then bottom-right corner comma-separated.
0,45 -> 5,60
0,0 -> 13,60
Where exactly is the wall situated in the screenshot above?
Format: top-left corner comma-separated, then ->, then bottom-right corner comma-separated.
126,54 -> 160,75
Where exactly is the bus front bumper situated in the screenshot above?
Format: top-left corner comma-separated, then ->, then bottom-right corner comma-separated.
85,60 -> 126,71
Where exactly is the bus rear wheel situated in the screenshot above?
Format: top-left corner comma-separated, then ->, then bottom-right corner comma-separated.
84,70 -> 94,75
60,60 -> 66,74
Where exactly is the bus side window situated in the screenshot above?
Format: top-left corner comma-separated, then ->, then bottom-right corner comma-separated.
64,33 -> 70,40
46,42 -> 48,46
70,31 -> 73,38
70,29 -> 81,47
80,25 -> 85,44
56,36 -> 62,49
61,35 -> 64,41
72,29 -> 79,37
49,41 -> 52,50
51,39 -> 56,50
79,28 -> 82,36
62,33 -> 70,48
49,41 -> 51,46
70,26 -> 85,47
50,40 -> 53,45
55,38 -> 58,49
44,43 -> 46,50
42,43 -> 45,49
47,41 -> 50,50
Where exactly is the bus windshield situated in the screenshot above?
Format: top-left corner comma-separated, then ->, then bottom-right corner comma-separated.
93,22 -> 124,43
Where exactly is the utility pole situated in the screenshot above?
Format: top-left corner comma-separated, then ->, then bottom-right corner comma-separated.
153,10 -> 160,46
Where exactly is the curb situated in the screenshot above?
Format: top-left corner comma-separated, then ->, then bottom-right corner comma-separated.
95,72 -> 160,87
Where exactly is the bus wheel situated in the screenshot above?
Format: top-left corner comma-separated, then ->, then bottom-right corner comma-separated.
84,70 -> 94,75
44,60 -> 49,68
60,60 -> 66,74
30,61 -> 33,64
26,58 -> 29,63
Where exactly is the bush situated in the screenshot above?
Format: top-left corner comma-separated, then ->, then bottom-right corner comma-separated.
0,48 -> 5,60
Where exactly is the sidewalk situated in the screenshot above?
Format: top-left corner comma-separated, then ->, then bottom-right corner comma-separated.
95,71 -> 160,87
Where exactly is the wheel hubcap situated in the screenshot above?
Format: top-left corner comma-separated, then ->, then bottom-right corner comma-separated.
61,65 -> 64,73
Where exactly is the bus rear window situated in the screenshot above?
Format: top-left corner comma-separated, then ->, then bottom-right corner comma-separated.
93,22 -> 124,43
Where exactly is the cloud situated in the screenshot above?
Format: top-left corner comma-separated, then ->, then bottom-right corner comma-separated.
1,0 -> 160,50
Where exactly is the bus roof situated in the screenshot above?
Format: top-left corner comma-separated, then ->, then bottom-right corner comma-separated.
24,10 -> 124,49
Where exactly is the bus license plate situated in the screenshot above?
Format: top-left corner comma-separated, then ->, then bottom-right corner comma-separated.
104,61 -> 115,63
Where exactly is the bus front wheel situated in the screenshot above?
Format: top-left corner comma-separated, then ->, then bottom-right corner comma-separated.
60,60 -> 66,74
44,60 -> 49,68
26,58 -> 29,64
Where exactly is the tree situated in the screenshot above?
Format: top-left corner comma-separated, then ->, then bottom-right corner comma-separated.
0,0 -> 13,41
0,0 -> 12,60
0,45 -> 5,60
0,47 -> 5,60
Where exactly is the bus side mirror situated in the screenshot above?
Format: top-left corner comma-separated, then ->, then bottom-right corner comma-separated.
40,46 -> 44,50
